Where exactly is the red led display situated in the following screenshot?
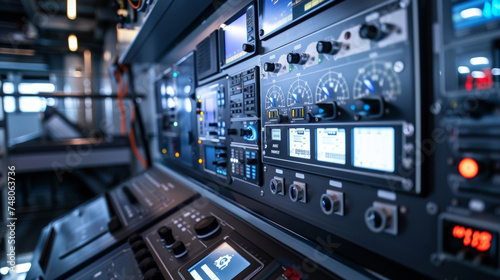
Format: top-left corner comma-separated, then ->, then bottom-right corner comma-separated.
452,225 -> 492,252
465,68 -> 494,91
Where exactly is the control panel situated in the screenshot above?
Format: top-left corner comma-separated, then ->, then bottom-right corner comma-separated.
67,197 -> 340,280
27,168 -> 197,280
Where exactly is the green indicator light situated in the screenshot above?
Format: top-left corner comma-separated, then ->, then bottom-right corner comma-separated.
173,72 -> 178,77
173,121 -> 178,127
318,58 -> 322,63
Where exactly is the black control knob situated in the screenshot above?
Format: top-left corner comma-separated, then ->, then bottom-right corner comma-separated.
208,122 -> 218,127
310,102 -> 337,119
144,268 -> 163,280
242,43 -> 254,53
157,226 -> 175,247
277,115 -> 290,123
135,248 -> 152,262
359,23 -> 391,41
270,178 -> 282,195
240,128 -> 253,137
263,62 -> 276,72
131,240 -> 147,253
320,193 -> 340,215
287,53 -> 301,64
350,98 -> 383,118
316,41 -> 341,55
194,216 -> 220,238
289,183 -> 305,202
139,257 -> 156,272
171,240 -> 188,258
128,233 -> 142,245
364,206 -> 390,233
228,128 -> 238,135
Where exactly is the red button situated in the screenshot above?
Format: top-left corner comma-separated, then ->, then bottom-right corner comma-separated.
458,158 -> 479,179
283,267 -> 294,277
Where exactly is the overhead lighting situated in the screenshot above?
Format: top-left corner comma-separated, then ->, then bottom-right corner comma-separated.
67,0 -> 76,20
470,56 -> 489,65
457,66 -> 470,74
460,8 -> 482,19
68,34 -> 78,52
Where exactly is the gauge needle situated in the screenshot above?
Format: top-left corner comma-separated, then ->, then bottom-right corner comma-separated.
363,78 -> 376,93
322,86 -> 331,97
269,97 -> 275,106
292,93 -> 298,101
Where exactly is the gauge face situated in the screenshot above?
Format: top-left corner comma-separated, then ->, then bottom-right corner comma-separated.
287,79 -> 313,107
316,71 -> 349,103
265,85 -> 285,109
353,61 -> 401,100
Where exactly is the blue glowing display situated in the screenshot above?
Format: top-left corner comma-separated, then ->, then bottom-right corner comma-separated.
224,13 -> 248,64
452,0 -> 500,30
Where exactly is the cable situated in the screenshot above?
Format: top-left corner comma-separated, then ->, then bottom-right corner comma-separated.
127,0 -> 142,10
128,103 -> 148,168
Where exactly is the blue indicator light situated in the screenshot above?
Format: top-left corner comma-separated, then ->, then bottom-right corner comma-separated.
363,104 -> 371,111
318,108 -> 325,114
173,72 -> 178,77
350,105 -> 356,111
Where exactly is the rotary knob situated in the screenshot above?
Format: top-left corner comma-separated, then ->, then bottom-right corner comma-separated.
359,22 -> 391,41
144,268 -> 163,280
131,240 -> 147,253
171,240 -> 188,258
157,226 -> 175,247
138,257 -> 156,272
242,43 -> 254,52
365,206 -> 390,233
316,41 -> 341,55
135,248 -> 152,262
194,216 -> 220,239
263,62 -> 276,72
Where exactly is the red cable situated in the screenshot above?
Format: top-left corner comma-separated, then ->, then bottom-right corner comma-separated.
115,70 -> 127,135
128,103 -> 148,168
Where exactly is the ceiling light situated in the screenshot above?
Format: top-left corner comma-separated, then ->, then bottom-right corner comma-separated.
68,34 -> 78,52
67,0 -> 76,20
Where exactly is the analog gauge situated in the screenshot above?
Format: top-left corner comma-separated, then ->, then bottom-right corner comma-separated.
287,79 -> 313,107
316,71 -> 349,103
265,85 -> 285,109
353,61 -> 401,100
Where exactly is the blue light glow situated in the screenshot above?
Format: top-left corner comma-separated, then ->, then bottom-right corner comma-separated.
362,78 -> 375,93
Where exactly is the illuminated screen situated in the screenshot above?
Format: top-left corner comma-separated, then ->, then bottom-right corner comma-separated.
353,127 -> 395,172
224,13 -> 248,64
452,0 -> 500,30
261,0 -> 335,36
262,0 -> 293,36
188,242 -> 251,280
316,128 -> 346,165
442,220 -> 498,268
289,128 -> 311,159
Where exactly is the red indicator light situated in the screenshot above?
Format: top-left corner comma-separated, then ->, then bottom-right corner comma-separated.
452,225 -> 492,252
458,158 -> 479,179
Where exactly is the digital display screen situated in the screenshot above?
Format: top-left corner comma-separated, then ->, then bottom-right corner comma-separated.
271,129 -> 281,141
224,13 -> 248,64
442,220 -> 498,268
452,0 -> 500,31
353,127 -> 395,172
262,0 -> 293,36
261,0 -> 334,36
289,128 -> 311,159
316,128 -> 346,165
205,146 -> 217,173
188,242 -> 251,280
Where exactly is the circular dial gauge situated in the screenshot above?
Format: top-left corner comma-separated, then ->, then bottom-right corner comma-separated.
265,85 -> 285,109
316,71 -> 349,103
287,79 -> 313,107
353,61 -> 401,100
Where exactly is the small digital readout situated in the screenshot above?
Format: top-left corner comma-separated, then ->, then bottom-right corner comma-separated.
188,242 -> 251,280
316,128 -> 346,165
353,127 -> 395,172
452,0 -> 500,31
289,128 -> 311,159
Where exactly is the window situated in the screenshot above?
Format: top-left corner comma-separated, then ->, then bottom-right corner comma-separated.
2,82 -> 15,113
18,82 -> 55,112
